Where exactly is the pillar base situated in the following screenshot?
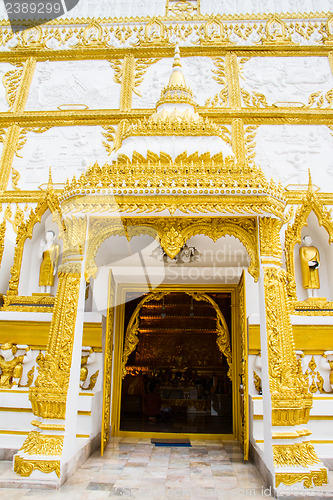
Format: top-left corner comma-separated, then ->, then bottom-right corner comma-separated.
10,433 -> 100,489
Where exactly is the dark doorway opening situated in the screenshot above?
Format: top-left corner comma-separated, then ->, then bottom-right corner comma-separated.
119,291 -> 233,434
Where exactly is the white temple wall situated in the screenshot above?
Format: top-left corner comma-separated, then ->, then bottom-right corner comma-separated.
132,57 -> 222,108
239,56 -> 333,107
254,124 -> 333,190
10,126 -> 110,190
0,0 -> 330,20
25,60 -> 121,111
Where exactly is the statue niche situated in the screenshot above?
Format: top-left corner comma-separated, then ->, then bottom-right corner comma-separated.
299,235 -> 320,299
39,230 -> 60,294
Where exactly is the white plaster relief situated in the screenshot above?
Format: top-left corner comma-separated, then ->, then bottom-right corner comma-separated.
255,125 -> 333,190
11,126 -> 108,189
240,57 -> 333,107
201,0 -> 331,14
132,57 -> 221,109
0,0 -> 330,20
25,60 -> 121,111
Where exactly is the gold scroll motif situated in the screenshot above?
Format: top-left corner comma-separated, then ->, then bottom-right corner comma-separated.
275,468 -> 328,489
29,272 -> 81,419
84,216 -> 259,284
205,57 -> 228,107
2,63 -> 24,110
101,271 -> 115,455
122,291 -> 232,379
263,266 -> 312,425
14,455 -> 60,478
284,176 -> 333,308
273,442 -> 320,468
19,431 -> 64,456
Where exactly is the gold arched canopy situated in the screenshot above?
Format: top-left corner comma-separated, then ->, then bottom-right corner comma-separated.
122,290 -> 232,380
85,216 -> 259,282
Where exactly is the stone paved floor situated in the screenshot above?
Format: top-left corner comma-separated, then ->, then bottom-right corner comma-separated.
0,438 -> 269,499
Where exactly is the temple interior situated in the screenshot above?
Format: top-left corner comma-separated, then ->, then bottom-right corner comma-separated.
120,292 -> 232,434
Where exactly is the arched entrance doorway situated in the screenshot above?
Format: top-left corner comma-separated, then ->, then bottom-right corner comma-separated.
120,290 -> 232,434
102,278 -> 248,458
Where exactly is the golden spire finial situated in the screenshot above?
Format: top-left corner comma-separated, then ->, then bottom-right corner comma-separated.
168,43 -> 186,87
172,43 -> 182,69
308,168 -> 314,192
47,167 -> 53,190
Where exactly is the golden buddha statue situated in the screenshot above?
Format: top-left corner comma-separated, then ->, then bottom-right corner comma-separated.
39,230 -> 60,293
299,235 -> 320,298
0,343 -> 32,388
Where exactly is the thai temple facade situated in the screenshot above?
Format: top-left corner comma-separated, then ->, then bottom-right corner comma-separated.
0,0 -> 333,497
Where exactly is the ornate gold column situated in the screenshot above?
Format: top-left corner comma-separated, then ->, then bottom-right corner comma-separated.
258,217 -> 327,491
14,216 -> 87,484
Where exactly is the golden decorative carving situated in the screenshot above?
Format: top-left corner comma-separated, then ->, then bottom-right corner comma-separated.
0,343 -> 31,388
61,156 -> 284,214
19,365 -> 34,388
80,349 -> 99,391
259,217 -> 283,260
225,53 -> 241,109
285,173 -> 333,307
119,55 -> 134,111
101,125 -> 116,155
273,442 -> 320,468
84,217 -> 259,283
14,455 -> 60,478
2,64 -> 24,110
201,18 -> 230,45
275,468 -> 327,489
101,272 -> 115,455
0,219 -> 5,268
264,15 -> 290,45
253,371 -> 262,394
120,116 -> 231,143
2,294 -> 55,312
61,216 -> 87,263
166,0 -> 200,16
0,125 -> 21,191
29,272 -> 81,419
122,290 -> 232,378
264,266 -> 312,425
20,431 -> 63,456
205,57 -> 228,107
244,125 -> 259,164
4,203 -> 24,234
11,57 -> 36,114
